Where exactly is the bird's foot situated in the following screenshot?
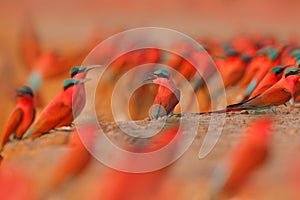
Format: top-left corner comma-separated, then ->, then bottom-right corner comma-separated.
8,134 -> 15,142
271,106 -> 277,114
287,98 -> 295,113
169,110 -> 174,116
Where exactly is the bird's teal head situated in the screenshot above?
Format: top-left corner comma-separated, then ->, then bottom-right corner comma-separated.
284,68 -> 300,77
70,66 -> 86,78
153,69 -> 170,79
257,46 -> 279,61
15,86 -> 34,97
267,48 -> 279,61
241,54 -> 252,62
270,66 -> 288,75
225,48 -> 239,57
70,65 -> 101,78
291,49 -> 300,58
293,55 -> 300,67
62,78 -> 90,90
143,69 -> 170,83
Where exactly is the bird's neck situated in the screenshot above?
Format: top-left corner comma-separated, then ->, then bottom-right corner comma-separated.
285,75 -> 300,95
63,85 -> 83,104
18,96 -> 34,107
155,79 -> 177,93
74,73 -> 87,79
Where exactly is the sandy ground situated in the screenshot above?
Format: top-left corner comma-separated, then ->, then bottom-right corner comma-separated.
1,105 -> 300,199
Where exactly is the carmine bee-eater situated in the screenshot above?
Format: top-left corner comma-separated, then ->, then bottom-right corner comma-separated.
144,70 -> 180,120
48,123 -> 96,192
94,126 -> 180,200
230,34 -> 258,57
227,68 -> 300,111
69,66 -> 100,118
280,48 -> 300,66
219,49 -> 250,88
0,164 -> 37,200
210,118 -> 272,199
24,78 -> 90,139
237,47 -> 280,88
246,65 -> 290,99
2,86 -> 35,147
243,49 -> 282,97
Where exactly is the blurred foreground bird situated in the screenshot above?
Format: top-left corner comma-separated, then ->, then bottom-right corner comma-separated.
48,124 -> 96,192
0,165 -> 36,200
210,118 -> 273,199
2,86 -> 35,148
144,70 -> 180,119
227,68 -> 300,111
93,126 -> 180,200
24,78 -> 89,139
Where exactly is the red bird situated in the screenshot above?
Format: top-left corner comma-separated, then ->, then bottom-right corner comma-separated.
93,126 -> 180,200
227,68 -> 300,111
246,65 -> 289,99
219,49 -> 249,88
210,118 -> 273,198
2,86 -> 35,147
144,70 -> 180,119
48,123 -> 96,191
238,47 -> 280,88
280,48 -> 300,66
24,78 -> 89,139
0,165 -> 36,200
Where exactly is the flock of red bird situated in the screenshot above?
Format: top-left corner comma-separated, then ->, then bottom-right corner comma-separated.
1,23 -> 300,199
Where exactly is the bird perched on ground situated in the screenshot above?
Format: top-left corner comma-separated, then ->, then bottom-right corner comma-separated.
280,48 -> 300,67
2,86 -> 35,148
227,68 -> 300,112
210,118 -> 273,199
24,78 -> 89,139
246,65 -> 290,99
237,46 -> 280,88
144,69 -> 180,119
218,48 -> 250,88
69,65 -> 100,118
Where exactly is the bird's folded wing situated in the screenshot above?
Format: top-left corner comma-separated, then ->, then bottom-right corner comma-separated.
3,108 -> 23,142
30,102 -> 72,134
